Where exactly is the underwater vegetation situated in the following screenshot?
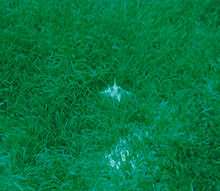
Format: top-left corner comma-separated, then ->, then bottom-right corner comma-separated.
0,0 -> 220,190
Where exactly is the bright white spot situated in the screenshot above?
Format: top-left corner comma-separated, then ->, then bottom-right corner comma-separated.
120,150 -> 129,162
101,79 -> 130,102
105,138 -> 131,170
116,161 -> 121,169
105,152 -> 121,169
109,158 -> 116,168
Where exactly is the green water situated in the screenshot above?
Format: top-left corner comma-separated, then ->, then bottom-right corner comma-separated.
0,0 -> 220,190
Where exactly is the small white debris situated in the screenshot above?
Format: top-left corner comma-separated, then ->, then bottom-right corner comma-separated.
105,152 -> 121,170
115,161 -> 121,170
109,158 -> 116,168
120,150 -> 129,162
101,79 -> 130,102
105,138 -> 131,170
